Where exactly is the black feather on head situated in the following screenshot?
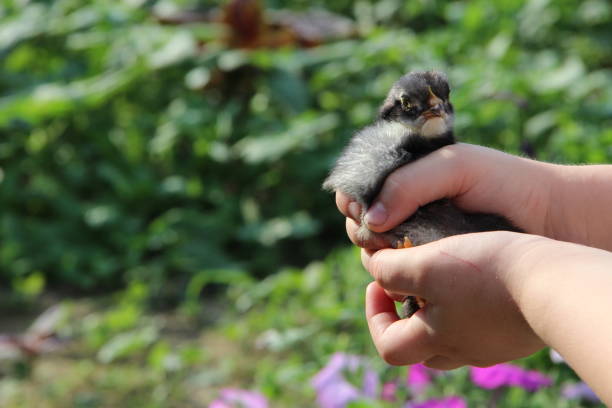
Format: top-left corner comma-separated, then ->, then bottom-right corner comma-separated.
379,71 -> 453,128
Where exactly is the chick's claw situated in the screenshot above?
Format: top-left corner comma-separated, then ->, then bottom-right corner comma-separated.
400,295 -> 427,319
402,236 -> 413,248
393,236 -> 413,249
416,296 -> 426,308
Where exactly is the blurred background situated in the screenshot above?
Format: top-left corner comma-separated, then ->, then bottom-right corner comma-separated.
0,0 -> 610,406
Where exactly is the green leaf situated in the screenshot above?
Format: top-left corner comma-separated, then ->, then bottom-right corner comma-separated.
97,326 -> 159,363
235,113 -> 339,164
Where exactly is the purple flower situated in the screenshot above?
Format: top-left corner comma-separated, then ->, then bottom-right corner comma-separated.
381,381 -> 397,402
209,402 -> 232,408
314,380 -> 361,408
407,363 -> 433,394
561,382 -> 600,403
519,369 -> 553,391
311,352 -> 380,408
470,364 -> 552,392
407,396 -> 467,408
362,366 -> 379,398
208,388 -> 268,408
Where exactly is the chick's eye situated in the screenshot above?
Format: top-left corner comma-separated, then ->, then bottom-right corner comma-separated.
399,96 -> 417,114
402,104 -> 417,116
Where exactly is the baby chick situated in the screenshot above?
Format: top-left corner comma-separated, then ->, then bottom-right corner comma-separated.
323,71 -> 520,317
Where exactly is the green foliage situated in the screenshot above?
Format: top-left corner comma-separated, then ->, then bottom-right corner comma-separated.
1,0 -> 612,291
1,0 -> 610,403
0,247 -> 596,406
214,247 -> 597,407
12,271 -> 45,299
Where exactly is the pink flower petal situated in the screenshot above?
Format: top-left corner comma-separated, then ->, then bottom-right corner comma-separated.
470,364 -> 551,392
407,363 -> 432,393
381,381 -> 397,402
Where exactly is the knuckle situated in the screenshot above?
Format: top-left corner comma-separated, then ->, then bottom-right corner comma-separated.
349,225 -> 378,249
348,230 -> 363,247
380,348 -> 408,366
369,249 -> 430,293
353,227 -> 370,248
439,144 -> 465,172
369,252 -> 401,289
367,254 -> 384,281
345,219 -> 363,245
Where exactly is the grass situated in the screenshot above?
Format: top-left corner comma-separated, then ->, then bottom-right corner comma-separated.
0,247 -> 602,407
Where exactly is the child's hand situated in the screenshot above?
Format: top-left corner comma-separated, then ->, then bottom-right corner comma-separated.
362,231 -> 547,369
337,143 -> 612,252
336,144 -> 553,246
362,229 -> 612,404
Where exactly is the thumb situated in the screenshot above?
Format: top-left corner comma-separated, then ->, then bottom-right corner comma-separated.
364,144 -> 470,233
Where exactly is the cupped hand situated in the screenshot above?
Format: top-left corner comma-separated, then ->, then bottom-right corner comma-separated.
336,143 -> 556,248
362,231 -> 548,369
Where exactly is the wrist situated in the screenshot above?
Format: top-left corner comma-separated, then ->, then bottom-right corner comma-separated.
452,146 -> 556,237
507,236 -> 611,346
548,164 -> 612,250
504,237 -> 576,335
509,239 -> 612,402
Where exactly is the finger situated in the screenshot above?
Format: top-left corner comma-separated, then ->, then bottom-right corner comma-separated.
336,192 -> 361,221
366,282 -> 434,365
362,247 -> 433,298
347,218 -> 391,249
360,248 -> 374,270
384,289 -> 406,302
347,217 -> 360,244
423,355 -> 465,370
365,144 -> 469,233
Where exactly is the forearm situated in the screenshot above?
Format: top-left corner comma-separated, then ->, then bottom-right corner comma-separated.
467,157 -> 612,251
550,164 -> 612,251
513,240 -> 612,404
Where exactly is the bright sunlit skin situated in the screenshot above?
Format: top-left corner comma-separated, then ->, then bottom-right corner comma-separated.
335,143 -> 612,404
362,232 -> 547,370
361,232 -> 612,404
336,143 -> 612,252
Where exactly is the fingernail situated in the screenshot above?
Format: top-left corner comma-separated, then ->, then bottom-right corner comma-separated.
348,201 -> 362,221
365,202 -> 388,226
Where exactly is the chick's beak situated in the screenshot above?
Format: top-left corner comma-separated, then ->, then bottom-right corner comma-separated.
422,104 -> 442,119
422,86 -> 446,120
